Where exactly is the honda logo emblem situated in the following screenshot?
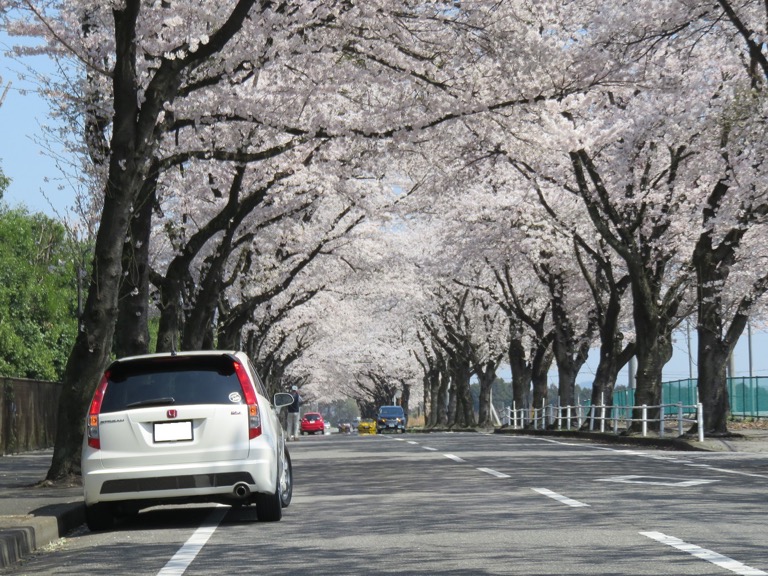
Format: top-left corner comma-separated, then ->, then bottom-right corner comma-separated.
167,409 -> 178,419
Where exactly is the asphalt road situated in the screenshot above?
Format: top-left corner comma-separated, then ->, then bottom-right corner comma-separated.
3,432 -> 768,575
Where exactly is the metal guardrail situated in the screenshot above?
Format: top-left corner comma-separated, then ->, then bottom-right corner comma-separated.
501,401 -> 705,441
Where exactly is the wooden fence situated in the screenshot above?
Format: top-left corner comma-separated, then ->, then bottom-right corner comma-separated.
0,378 -> 60,455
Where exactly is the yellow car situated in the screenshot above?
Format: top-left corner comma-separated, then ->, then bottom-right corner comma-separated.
357,418 -> 377,434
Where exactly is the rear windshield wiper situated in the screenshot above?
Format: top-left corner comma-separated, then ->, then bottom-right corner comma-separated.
125,397 -> 176,408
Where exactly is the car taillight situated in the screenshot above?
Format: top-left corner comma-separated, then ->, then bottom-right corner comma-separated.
233,361 -> 261,439
86,372 -> 110,449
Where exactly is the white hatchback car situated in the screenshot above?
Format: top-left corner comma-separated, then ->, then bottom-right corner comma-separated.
81,351 -> 294,531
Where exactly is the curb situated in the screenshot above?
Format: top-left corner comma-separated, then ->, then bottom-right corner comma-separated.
0,502 -> 84,569
492,426 -> 713,451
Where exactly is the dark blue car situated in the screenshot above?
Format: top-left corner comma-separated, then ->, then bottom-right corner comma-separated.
376,405 -> 406,434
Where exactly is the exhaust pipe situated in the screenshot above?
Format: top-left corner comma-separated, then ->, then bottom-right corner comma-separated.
233,482 -> 251,499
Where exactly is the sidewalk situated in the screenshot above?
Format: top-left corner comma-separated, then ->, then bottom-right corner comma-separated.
0,450 -> 83,569
1,429 -> 768,570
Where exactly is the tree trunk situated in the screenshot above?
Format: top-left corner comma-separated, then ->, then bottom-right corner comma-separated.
426,369 -> 438,427
630,309 -> 673,432
155,274 -> 185,353
400,381 -> 411,416
696,326 -> 732,434
589,340 -> 633,422
508,337 -> 532,415
446,374 -> 458,426
114,176 -> 155,358
589,284 -> 635,421
436,368 -> 449,427
555,360 -> 577,407
48,1 -> 146,480
457,370 -> 475,428
182,270 -> 222,350
476,360 -> 499,428
530,344 -> 553,421
691,186 -> 758,435
694,245 -> 748,434
548,273 -> 595,428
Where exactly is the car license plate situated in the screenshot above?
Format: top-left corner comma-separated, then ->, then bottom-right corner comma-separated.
154,421 -> 193,442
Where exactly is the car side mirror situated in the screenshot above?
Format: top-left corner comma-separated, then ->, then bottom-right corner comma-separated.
273,392 -> 294,410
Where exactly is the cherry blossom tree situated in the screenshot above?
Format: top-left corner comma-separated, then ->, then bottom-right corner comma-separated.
578,0 -> 768,433
14,0 -> 768,467
6,0 -> 303,479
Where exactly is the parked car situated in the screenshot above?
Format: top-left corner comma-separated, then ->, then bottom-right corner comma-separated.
300,412 -> 325,435
376,405 -> 407,433
81,351 -> 294,531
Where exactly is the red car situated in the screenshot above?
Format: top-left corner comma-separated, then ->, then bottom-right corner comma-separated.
300,412 -> 325,435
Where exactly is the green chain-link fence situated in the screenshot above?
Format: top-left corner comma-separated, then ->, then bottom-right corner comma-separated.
614,377 -> 768,418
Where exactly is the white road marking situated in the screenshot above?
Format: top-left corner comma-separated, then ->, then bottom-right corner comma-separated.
477,467 -> 510,478
532,488 -> 590,507
697,467 -> 768,479
595,475 -> 718,487
641,531 -> 767,576
444,453 -> 465,463
157,507 -> 227,576
407,441 -> 419,445
683,462 -> 768,479
526,437 -> 768,480
423,446 -> 438,451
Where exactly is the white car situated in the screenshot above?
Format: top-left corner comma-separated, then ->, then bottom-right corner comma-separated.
81,351 -> 294,531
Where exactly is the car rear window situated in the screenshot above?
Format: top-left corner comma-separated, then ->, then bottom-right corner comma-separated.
304,414 -> 320,421
100,355 -> 247,413
379,407 -> 404,417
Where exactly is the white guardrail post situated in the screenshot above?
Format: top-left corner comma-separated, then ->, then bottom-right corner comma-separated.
677,402 -> 683,436
697,403 -> 705,442
600,404 -> 606,433
512,402 -> 518,429
659,405 -> 665,439
642,404 -> 648,437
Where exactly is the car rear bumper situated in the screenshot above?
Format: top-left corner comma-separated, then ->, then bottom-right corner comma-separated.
376,425 -> 405,432
83,452 -> 277,506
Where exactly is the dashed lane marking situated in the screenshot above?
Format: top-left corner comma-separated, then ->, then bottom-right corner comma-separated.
477,467 -> 510,478
532,487 -> 590,507
444,453 -> 466,463
641,531 -> 767,576
595,475 -> 718,487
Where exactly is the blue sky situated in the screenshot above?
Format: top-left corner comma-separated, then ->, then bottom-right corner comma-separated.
0,31 -> 72,216
2,31 -> 768,384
